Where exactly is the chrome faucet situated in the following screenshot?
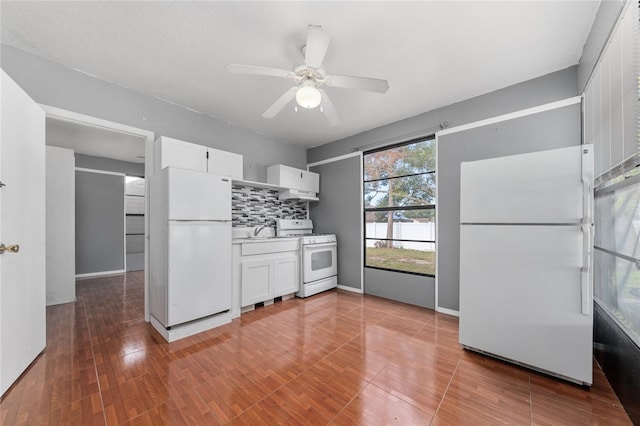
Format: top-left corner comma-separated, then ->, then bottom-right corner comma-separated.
254,225 -> 267,236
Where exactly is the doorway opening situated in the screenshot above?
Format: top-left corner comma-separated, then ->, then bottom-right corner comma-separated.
42,105 -> 154,321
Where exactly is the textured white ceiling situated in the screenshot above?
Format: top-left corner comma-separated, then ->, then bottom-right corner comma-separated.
2,1 -> 598,148
46,118 -> 146,163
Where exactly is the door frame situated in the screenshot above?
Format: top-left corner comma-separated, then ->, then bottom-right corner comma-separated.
39,105 -> 155,322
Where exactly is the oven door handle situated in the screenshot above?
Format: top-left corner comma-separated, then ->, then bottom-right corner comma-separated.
303,243 -> 337,250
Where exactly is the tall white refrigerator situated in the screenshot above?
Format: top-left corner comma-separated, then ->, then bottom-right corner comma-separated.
459,144 -> 594,385
150,167 -> 232,328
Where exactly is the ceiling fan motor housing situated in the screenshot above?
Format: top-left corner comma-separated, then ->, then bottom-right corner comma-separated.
293,64 -> 325,83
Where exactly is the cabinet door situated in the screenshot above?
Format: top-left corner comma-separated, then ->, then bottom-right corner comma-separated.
241,259 -> 272,306
273,255 -> 299,297
156,137 -> 207,173
268,165 -> 302,189
207,148 -> 243,180
300,171 -> 319,193
281,166 -> 302,189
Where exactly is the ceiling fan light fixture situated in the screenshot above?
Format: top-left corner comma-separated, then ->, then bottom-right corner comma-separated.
296,81 -> 322,109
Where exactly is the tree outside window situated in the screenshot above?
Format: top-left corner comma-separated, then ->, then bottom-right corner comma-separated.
364,138 -> 436,275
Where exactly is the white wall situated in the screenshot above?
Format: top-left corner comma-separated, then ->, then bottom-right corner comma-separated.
45,146 -> 75,305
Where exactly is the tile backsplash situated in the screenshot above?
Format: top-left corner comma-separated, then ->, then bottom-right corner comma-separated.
231,185 -> 307,227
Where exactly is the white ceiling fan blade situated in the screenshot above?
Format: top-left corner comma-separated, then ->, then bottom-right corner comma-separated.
319,90 -> 340,126
225,64 -> 294,79
263,87 -> 297,118
325,74 -> 389,93
305,26 -> 330,68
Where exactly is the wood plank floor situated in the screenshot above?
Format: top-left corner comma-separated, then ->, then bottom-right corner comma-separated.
0,271 -> 632,425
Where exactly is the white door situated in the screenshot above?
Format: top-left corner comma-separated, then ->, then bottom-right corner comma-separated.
460,145 -> 591,224
0,71 -> 46,396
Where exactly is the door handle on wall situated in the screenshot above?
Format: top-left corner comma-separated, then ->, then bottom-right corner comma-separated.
0,244 -> 20,254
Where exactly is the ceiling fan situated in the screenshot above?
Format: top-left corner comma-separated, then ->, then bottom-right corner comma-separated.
225,25 -> 389,126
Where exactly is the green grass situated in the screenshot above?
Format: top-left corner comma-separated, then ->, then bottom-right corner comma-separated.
366,247 -> 435,275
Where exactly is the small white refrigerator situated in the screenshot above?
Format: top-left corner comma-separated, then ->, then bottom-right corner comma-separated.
150,167 -> 232,328
459,144 -> 594,385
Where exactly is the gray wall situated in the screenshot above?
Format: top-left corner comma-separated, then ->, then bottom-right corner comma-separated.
1,45 -> 306,182
578,0 -> 627,92
308,67 -> 580,311
309,155 -> 362,290
75,171 -> 125,275
365,269 -> 435,309
437,104 -> 582,311
75,155 -> 145,274
75,154 -> 144,176
308,67 -> 578,163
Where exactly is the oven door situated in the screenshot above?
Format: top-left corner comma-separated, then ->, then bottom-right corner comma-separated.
302,242 -> 337,284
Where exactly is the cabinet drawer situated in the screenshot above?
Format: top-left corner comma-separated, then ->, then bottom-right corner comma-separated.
241,240 -> 298,256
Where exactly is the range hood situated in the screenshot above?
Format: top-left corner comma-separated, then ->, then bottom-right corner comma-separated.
278,188 -> 319,202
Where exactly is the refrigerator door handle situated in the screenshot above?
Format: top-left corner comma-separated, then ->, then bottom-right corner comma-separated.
582,181 -> 592,225
580,224 -> 591,316
581,145 -> 594,225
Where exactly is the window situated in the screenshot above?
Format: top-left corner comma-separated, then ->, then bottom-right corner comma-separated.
594,174 -> 640,345
363,137 -> 436,276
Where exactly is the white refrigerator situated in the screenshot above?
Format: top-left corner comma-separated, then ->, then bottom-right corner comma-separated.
150,167 -> 232,328
459,144 -> 594,385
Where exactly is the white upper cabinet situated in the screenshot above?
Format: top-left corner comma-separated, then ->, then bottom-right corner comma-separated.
299,170 -> 319,193
155,137 -> 207,173
267,165 -> 319,193
207,147 -> 243,181
154,136 -> 243,180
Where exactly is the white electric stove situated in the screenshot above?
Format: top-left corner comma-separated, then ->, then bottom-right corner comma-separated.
277,219 -> 337,297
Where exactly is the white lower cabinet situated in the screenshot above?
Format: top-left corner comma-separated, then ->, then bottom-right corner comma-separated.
273,255 -> 299,296
232,239 -> 299,314
241,259 -> 273,306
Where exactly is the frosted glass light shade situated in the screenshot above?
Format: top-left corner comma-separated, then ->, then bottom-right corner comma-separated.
296,85 -> 322,109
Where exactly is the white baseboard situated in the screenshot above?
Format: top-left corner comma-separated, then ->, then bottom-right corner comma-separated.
46,297 -> 76,306
150,312 -> 232,343
75,269 -> 125,280
436,307 -> 460,317
337,284 -> 363,294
